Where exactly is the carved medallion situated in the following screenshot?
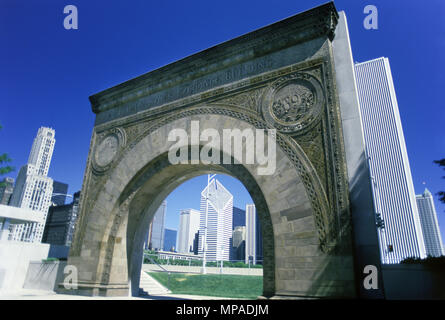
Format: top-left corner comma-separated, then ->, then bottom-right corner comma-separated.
92,127 -> 126,174
262,73 -> 324,133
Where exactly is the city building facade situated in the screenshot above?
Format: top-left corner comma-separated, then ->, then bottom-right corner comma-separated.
177,208 -> 200,253
232,225 -> 246,261
163,228 -> 177,252
244,204 -> 263,264
42,191 -> 80,246
231,206 -> 246,260
144,201 -> 166,250
26,127 -> 55,177
198,178 -> 233,261
0,177 -> 15,206
355,58 -> 426,263
416,188 -> 444,257
232,206 -> 246,229
245,204 -> 256,264
9,127 -> 56,243
51,181 -> 69,206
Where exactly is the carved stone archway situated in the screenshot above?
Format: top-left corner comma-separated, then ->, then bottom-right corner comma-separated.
64,3 -> 361,298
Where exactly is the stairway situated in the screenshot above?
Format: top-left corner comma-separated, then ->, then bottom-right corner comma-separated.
139,271 -> 171,296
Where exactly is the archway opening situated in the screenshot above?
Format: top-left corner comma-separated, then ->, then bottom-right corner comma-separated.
68,113 -> 354,299
138,174 -> 265,299
119,150 -> 275,298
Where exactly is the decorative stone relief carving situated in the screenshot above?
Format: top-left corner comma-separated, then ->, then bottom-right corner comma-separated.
213,87 -> 266,114
261,73 -> 324,134
92,127 -> 126,174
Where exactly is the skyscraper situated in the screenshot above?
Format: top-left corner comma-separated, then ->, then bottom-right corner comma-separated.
177,208 -> 200,253
0,177 -> 14,205
193,231 -> 200,255
163,228 -> 178,252
232,226 -> 246,261
27,127 -> 55,176
416,189 -> 444,257
198,178 -> 233,261
355,58 -> 426,263
245,204 -> 256,264
52,181 -> 69,206
145,201 -> 166,251
232,206 -> 246,229
42,191 -> 80,246
231,206 -> 246,259
9,127 -> 55,243
244,204 -> 263,264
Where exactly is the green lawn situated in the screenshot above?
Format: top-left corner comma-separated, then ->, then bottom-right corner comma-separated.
148,272 -> 263,299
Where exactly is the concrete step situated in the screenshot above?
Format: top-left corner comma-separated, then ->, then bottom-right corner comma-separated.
139,271 -> 171,296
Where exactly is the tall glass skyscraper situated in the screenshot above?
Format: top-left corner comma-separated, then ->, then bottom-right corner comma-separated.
232,206 -> 246,229
52,180 -> 69,206
416,189 -> 444,257
163,228 -> 177,252
231,206 -> 246,259
198,178 -> 233,261
355,58 -> 426,263
9,127 -> 55,242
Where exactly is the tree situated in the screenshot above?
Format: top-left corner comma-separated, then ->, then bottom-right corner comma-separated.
0,123 -> 14,187
434,158 -> 445,204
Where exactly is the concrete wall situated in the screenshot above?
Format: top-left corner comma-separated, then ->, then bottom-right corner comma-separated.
382,264 -> 445,300
23,261 -> 67,292
142,263 -> 263,276
0,241 -> 50,292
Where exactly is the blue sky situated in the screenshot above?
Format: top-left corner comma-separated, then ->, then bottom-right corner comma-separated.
1,1 -> 444,238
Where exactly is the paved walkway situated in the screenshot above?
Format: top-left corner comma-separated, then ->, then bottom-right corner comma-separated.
0,289 -> 236,300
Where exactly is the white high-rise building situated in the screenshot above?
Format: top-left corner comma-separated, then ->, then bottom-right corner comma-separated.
355,58 -> 426,263
416,189 -> 444,257
245,204 -> 256,264
198,178 -> 233,261
27,127 -> 56,176
177,208 -> 200,254
9,127 -> 55,242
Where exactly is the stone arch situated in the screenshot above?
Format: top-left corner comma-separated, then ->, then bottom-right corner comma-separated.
64,3 -> 361,298
119,105 -> 335,251
66,113 -> 353,297
122,155 -> 275,297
